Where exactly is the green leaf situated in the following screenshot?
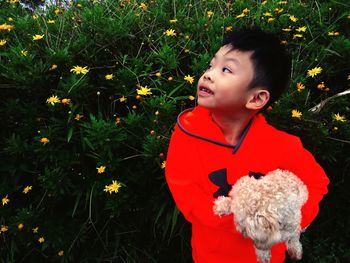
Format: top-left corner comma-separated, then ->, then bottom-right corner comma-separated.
67,126 -> 74,143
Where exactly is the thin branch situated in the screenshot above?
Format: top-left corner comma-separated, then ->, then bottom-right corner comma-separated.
326,137 -> 350,144
121,154 -> 145,161
308,88 -> 350,113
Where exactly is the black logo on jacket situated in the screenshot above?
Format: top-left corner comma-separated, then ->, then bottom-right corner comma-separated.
208,169 -> 265,198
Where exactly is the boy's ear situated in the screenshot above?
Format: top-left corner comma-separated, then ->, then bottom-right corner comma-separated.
246,89 -> 270,110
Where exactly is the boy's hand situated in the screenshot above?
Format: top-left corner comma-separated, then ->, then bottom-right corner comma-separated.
213,196 -> 232,216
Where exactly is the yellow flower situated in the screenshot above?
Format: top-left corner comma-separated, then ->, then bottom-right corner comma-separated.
164,29 -> 176,37
105,74 -> 114,80
61,98 -> 71,105
96,166 -> 106,174
40,137 -> 50,145
104,180 -> 122,194
32,15 -> 39,20
10,0 -> 19,3
188,95 -> 195,100
242,8 -> 250,14
169,19 -> 177,23
139,2 -> 147,10
0,23 -> 14,31
2,195 -> 10,206
161,161 -> 166,169
317,82 -> 329,92
21,49 -> 28,56
293,34 -> 303,39
75,114 -> 83,121
296,26 -> 307,32
22,185 -> 33,194
46,95 -> 60,105
282,27 -> 292,32
8,17 -> 13,22
32,227 -> 39,233
291,110 -> 302,119
307,67 -> 322,77
119,96 -> 127,102
18,223 -> 24,230
280,40 -> 288,45
38,237 -> 45,243
236,13 -> 246,19
289,15 -> 298,22
70,65 -> 89,75
263,12 -> 272,17
207,11 -> 214,18
296,82 -> 305,92
334,113 -> 346,122
76,3 -> 82,8
54,8 -> 61,15
268,18 -> 275,23
0,39 -> 7,46
50,64 -> 58,70
274,8 -> 284,13
137,85 -> 152,95
58,250 -> 64,256
225,26 -> 233,32
168,76 -> 173,81
32,34 -> 44,41
278,1 -> 288,4
47,20 -> 55,24
184,75 -> 195,84
328,31 -> 340,36
155,72 -> 161,77
0,225 -> 8,233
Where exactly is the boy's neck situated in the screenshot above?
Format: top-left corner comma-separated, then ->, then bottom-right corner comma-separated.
210,110 -> 256,145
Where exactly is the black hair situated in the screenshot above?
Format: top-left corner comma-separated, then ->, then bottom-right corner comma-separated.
222,27 -> 292,110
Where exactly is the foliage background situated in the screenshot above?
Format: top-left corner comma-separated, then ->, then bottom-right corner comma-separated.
0,0 -> 349,262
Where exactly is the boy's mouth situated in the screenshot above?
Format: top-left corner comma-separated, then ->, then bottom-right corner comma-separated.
198,86 -> 214,96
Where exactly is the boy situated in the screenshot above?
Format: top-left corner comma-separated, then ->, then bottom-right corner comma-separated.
165,28 -> 329,263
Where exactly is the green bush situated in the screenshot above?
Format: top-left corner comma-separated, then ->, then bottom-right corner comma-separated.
1,0 -> 349,262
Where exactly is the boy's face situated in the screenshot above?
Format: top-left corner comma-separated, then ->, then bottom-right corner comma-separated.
197,45 -> 257,114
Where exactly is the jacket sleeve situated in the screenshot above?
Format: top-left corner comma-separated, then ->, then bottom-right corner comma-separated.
281,136 -> 329,230
165,125 -> 233,229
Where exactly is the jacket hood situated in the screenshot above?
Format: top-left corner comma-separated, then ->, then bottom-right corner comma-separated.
176,106 -> 266,154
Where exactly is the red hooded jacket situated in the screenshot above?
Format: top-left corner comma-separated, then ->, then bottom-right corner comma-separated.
165,106 -> 329,263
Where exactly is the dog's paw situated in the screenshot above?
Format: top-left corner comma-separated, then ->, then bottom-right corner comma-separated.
287,239 -> 303,260
255,248 -> 271,263
213,196 -> 232,216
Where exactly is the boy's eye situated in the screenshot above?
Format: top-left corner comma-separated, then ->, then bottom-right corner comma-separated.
223,67 -> 232,73
206,64 -> 212,70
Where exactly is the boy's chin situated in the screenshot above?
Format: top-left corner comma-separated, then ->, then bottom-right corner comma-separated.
197,100 -> 214,109
197,96 -> 214,106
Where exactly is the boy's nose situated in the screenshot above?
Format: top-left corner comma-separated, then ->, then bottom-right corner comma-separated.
203,71 -> 213,81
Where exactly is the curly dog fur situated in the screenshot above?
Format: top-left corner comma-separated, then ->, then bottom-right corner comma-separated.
213,169 -> 308,263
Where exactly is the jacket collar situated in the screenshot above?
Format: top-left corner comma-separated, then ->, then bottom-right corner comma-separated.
176,106 -> 265,154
